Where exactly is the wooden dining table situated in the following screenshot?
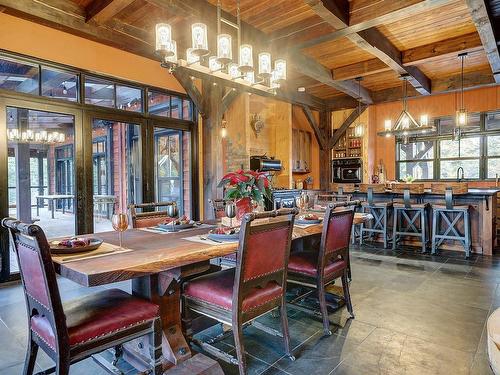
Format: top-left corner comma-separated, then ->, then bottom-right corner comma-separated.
51,212 -> 371,374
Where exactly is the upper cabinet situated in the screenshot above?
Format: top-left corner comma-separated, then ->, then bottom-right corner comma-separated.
292,129 -> 311,173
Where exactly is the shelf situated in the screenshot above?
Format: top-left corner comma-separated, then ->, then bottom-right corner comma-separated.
292,169 -> 311,174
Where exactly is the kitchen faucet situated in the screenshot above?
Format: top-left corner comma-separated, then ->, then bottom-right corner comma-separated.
456,166 -> 464,182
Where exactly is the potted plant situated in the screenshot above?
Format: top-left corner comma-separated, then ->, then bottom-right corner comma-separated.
218,169 -> 272,220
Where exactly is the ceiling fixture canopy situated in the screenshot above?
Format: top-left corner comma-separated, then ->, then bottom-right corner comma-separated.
378,74 -> 434,143
154,0 -> 286,94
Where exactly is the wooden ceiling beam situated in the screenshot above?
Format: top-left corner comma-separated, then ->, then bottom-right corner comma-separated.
85,0 -> 135,23
465,0 -> 500,82
325,95 -> 359,110
297,0 -> 451,50
307,3 -> 431,95
333,32 -> 483,81
304,0 -> 349,30
301,105 -> 328,150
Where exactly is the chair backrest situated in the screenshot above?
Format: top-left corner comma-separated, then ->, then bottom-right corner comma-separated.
316,194 -> 351,205
392,183 -> 425,208
208,199 -> 229,219
330,183 -> 356,194
233,208 -> 298,320
431,182 -> 468,209
317,204 -> 355,280
129,202 -> 176,228
1,218 -> 67,352
359,183 -> 385,205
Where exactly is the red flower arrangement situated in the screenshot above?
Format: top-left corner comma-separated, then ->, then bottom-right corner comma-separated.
218,169 -> 272,219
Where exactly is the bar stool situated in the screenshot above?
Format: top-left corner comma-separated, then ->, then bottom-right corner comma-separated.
430,183 -> 472,258
359,184 -> 392,248
391,183 -> 429,253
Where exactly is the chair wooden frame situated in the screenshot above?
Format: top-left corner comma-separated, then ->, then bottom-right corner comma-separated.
287,201 -> 357,336
2,218 -> 162,375
183,208 -> 298,375
129,201 -> 176,228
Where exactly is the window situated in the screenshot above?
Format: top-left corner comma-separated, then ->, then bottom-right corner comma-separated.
116,85 -> 142,112
41,67 -> 78,102
396,113 -> 500,180
85,76 -> 115,108
397,141 -> 434,180
148,90 -> 191,120
0,56 -> 39,95
487,135 -> 500,178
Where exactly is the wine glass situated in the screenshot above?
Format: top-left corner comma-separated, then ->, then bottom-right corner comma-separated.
111,213 -> 128,250
225,201 -> 236,227
166,203 -> 179,232
295,196 -> 305,212
301,192 -> 310,211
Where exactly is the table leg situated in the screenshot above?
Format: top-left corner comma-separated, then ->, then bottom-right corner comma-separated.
124,267 -> 223,374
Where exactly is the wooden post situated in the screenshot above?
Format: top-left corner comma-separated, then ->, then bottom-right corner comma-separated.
201,81 -> 224,219
319,110 -> 332,191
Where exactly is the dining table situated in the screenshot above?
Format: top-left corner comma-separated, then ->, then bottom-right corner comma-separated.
51,212 -> 372,374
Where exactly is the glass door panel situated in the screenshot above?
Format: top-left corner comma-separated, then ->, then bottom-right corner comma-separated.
6,107 -> 76,274
154,127 -> 192,217
92,119 -> 141,233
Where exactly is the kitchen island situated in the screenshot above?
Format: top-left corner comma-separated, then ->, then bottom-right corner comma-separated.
348,188 -> 499,255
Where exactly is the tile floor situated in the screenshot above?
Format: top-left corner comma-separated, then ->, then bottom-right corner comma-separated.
0,243 -> 498,374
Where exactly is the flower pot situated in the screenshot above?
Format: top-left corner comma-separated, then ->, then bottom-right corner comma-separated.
235,197 -> 253,220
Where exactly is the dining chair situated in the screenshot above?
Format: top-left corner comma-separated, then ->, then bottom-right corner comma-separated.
182,208 -> 299,375
129,201 -> 176,228
287,202 -> 356,336
208,198 -> 230,219
2,218 -> 163,375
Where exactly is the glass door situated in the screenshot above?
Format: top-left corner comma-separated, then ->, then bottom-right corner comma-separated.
3,105 -> 77,277
91,118 -> 142,233
153,126 -> 192,218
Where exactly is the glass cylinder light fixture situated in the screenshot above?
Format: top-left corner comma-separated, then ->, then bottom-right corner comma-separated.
155,23 -> 174,57
186,48 -> 199,65
164,40 -> 177,63
270,70 -> 280,90
209,56 -> 222,72
228,63 -> 240,79
238,44 -> 254,73
258,52 -> 272,78
244,71 -> 255,84
384,120 -> 392,137
274,59 -> 287,82
221,118 -> 228,139
456,109 -> 468,127
191,23 -> 209,56
217,34 -> 232,65
420,114 -> 429,127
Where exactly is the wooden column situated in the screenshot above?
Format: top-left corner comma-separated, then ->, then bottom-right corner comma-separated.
201,81 -> 224,219
319,110 -> 332,190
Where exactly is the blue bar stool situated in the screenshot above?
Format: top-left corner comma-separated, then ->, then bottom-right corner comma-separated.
430,183 -> 472,258
391,183 -> 429,253
359,184 -> 392,248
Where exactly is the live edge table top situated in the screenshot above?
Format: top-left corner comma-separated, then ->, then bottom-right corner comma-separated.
52,213 -> 371,288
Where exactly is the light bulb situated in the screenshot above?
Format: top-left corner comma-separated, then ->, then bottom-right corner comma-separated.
384,120 -> 392,132
40,130 -> 47,142
191,23 -> 208,52
258,52 -> 271,77
239,44 -> 254,72
420,114 -> 429,127
217,34 -> 232,64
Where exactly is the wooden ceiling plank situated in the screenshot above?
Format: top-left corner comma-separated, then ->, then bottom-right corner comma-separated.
306,3 -> 431,95
465,0 -> 500,82
333,59 -> 391,80
86,0 -> 135,23
301,105 -> 327,149
297,0 -> 451,50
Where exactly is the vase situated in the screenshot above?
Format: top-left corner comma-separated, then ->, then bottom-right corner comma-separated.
235,197 -> 253,220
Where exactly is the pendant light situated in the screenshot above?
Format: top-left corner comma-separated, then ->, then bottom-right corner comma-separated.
378,74 -> 433,142
354,77 -> 364,137
454,52 -> 468,142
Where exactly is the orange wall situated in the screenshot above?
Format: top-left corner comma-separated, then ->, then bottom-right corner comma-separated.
0,13 -> 184,93
370,85 -> 500,182
292,106 -> 320,189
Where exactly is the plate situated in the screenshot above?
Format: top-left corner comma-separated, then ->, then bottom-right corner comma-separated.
50,238 -> 103,254
207,232 -> 240,242
296,219 -> 322,225
158,222 -> 195,231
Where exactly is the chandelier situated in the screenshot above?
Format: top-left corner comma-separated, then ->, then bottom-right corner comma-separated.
7,128 -> 66,144
155,0 -> 286,93
378,74 -> 434,143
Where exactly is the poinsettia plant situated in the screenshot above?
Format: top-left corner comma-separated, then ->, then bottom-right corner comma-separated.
218,169 -> 272,205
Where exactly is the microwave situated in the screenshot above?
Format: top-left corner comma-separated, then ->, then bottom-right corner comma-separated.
332,158 -> 362,183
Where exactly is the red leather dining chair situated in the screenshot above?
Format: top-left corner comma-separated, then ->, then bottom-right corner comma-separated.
2,218 -> 163,375
208,198 -> 229,219
129,201 -> 176,228
287,202 -> 356,336
182,208 -> 299,375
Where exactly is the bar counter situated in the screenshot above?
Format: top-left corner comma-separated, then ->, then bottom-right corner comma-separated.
346,188 -> 499,255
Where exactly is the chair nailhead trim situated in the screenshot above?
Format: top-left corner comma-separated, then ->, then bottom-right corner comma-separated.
72,319 -> 154,346
32,329 -> 56,351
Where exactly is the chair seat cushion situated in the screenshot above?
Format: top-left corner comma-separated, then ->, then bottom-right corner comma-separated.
31,289 -> 159,350
288,252 -> 346,278
184,268 -> 282,312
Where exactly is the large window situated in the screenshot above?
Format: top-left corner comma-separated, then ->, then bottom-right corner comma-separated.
397,113 -> 500,180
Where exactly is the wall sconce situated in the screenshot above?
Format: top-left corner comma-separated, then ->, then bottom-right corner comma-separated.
221,116 -> 228,139
250,114 -> 265,137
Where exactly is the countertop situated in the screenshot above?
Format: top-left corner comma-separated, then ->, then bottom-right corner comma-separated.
351,188 -> 500,196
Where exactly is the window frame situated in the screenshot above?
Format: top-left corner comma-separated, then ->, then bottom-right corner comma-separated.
396,113 -> 500,181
